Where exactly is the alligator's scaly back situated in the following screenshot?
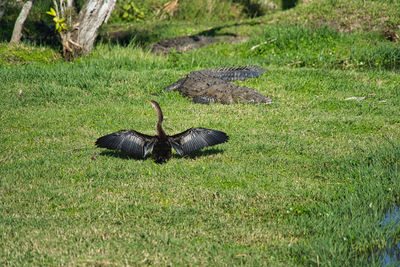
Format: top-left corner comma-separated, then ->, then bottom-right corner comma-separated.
163,66 -> 272,104
197,66 -> 266,81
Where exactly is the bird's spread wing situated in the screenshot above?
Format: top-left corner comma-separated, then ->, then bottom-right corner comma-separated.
168,128 -> 228,156
95,130 -> 156,158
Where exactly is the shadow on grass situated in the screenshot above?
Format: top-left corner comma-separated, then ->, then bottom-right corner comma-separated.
99,27 -> 159,47
196,21 -> 260,37
99,148 -> 225,161
175,148 -> 225,160
99,21 -> 260,47
99,150 -> 146,161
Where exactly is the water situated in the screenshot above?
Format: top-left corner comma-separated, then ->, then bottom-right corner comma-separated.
380,206 -> 400,266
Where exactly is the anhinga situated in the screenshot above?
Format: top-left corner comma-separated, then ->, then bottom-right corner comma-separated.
95,100 -> 229,163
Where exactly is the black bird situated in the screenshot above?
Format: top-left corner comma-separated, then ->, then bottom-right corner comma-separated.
95,100 -> 229,163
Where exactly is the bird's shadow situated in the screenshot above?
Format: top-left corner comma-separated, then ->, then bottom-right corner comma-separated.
99,151 -> 146,161
99,148 -> 224,161
172,148 -> 225,160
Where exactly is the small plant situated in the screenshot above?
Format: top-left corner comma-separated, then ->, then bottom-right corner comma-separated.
46,8 -> 67,32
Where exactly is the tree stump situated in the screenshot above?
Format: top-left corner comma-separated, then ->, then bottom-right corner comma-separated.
55,0 -> 116,59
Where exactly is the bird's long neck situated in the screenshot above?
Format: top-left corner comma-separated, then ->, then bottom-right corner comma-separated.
155,105 -> 167,138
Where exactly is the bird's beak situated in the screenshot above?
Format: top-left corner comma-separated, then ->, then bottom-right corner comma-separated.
145,99 -> 151,103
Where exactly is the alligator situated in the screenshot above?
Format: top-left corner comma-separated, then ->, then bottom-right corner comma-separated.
163,66 -> 272,104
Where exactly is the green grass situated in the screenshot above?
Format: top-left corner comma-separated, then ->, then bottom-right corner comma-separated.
1,0 -> 400,265
271,0 -> 400,33
154,25 -> 400,71
1,45 -> 400,265
0,43 -> 61,65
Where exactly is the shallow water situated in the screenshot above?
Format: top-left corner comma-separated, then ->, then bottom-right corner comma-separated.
380,206 -> 400,266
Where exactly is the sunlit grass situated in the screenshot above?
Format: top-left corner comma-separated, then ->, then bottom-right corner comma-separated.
1,42 -> 400,265
1,0 -> 400,264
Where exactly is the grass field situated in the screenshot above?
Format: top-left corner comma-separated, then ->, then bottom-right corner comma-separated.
1,0 -> 400,265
